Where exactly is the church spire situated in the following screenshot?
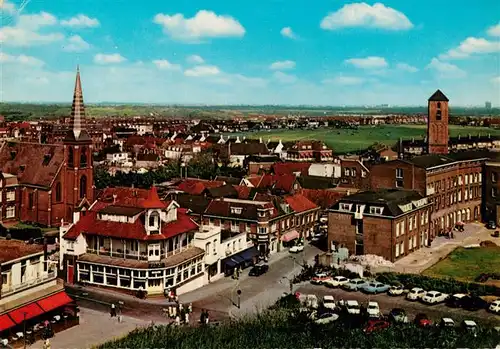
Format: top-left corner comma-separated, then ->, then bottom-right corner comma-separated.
65,66 -> 90,142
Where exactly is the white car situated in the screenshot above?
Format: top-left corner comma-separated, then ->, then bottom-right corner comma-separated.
289,244 -> 304,253
489,299 -> 500,314
314,312 -> 339,325
324,276 -> 350,288
406,287 -> 426,301
367,301 -> 381,318
343,278 -> 367,291
388,285 -> 404,296
322,295 -> 336,311
422,291 -> 448,304
345,300 -> 361,315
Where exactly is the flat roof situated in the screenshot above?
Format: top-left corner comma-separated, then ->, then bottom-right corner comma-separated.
0,239 -> 44,264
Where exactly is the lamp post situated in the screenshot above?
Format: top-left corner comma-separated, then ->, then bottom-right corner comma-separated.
236,289 -> 241,309
23,312 -> 27,349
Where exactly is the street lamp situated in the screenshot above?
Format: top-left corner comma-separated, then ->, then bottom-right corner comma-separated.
236,289 -> 241,309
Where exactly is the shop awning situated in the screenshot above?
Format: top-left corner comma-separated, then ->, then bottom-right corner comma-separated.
239,247 -> 258,262
231,255 -> 245,264
281,230 -> 299,242
0,314 -> 16,332
224,258 -> 237,269
8,303 -> 44,324
36,292 -> 74,313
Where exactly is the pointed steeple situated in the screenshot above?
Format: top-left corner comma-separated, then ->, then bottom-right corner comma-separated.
65,66 -> 91,142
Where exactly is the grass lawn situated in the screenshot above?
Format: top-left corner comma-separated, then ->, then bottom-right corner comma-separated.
13,222 -> 57,233
243,125 -> 500,153
423,246 -> 500,283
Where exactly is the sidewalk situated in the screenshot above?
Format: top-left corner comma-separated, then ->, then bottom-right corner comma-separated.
393,223 -> 498,274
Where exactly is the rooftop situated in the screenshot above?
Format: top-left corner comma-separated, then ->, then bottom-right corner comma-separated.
0,239 -> 44,264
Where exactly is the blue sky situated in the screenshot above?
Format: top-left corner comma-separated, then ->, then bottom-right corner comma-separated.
1,0 -> 499,105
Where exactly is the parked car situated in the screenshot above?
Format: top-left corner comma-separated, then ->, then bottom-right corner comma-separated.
311,273 -> 331,285
324,276 -> 350,288
364,319 -> 390,334
322,295 -> 336,311
388,285 -> 404,296
445,293 -> 467,308
314,312 -> 339,325
488,299 -> 500,314
487,221 -> 497,229
249,263 -> 269,276
461,295 -> 488,311
289,244 -> 304,253
439,318 -> 455,328
345,300 -> 361,315
461,320 -> 478,336
406,287 -> 426,301
362,281 -> 390,294
414,313 -> 432,328
366,301 -> 381,318
422,291 -> 448,304
389,308 -> 408,324
343,278 -> 367,291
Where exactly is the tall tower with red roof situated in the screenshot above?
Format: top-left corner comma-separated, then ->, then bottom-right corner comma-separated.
63,66 -> 94,222
427,89 -> 449,154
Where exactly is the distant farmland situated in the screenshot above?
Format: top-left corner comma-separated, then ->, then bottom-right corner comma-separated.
240,125 -> 500,153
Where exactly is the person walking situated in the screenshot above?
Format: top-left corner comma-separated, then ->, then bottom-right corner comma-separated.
184,311 -> 189,325
188,303 -> 193,314
43,339 -> 51,349
205,310 -> 210,324
175,315 -> 181,326
110,303 -> 117,317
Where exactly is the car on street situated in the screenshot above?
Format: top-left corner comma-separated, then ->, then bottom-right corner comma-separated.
310,273 -> 331,285
388,285 -> 404,296
439,318 -> 455,328
421,291 -> 448,304
324,276 -> 350,288
388,308 -> 408,324
362,281 -> 390,294
345,300 -> 361,315
313,312 -> 339,325
249,263 -> 269,276
322,295 -> 336,311
406,287 -> 427,301
461,295 -> 488,311
487,221 -> 497,229
289,244 -> 304,253
366,301 -> 381,318
414,313 -> 432,328
364,319 -> 390,334
445,293 -> 467,308
343,278 -> 367,291
488,299 -> 500,314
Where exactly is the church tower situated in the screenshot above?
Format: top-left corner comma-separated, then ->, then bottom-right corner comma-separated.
63,67 -> 94,222
427,89 -> 449,154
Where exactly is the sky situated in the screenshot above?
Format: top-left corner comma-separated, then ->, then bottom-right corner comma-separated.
0,0 -> 499,106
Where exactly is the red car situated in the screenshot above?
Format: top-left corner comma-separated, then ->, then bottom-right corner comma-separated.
364,319 -> 390,334
310,273 -> 331,285
414,313 -> 433,328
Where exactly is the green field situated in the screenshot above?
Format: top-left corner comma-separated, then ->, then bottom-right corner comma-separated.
423,246 -> 500,283
244,125 -> 500,153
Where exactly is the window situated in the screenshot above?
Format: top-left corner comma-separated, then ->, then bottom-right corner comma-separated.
401,222 -> 405,235
408,237 -> 413,250
340,203 -> 352,211
230,207 -> 242,215
79,175 -> 87,199
28,192 -> 34,208
409,217 -> 413,231
55,182 -> 62,202
396,222 -> 400,237
6,206 -> 15,218
80,147 -> 88,167
421,212 -> 425,226
465,175 -> 468,185
400,241 -> 404,255
396,179 -> 404,188
369,207 -> 383,215
458,190 -> 462,202
469,174 -> 473,184
205,242 -> 211,256
213,239 -> 217,255
465,189 -> 468,200
396,168 -> 403,179
395,243 -> 400,257
68,147 -> 74,167
231,220 -> 239,231
258,227 -> 267,234
344,168 -> 350,177
492,188 -> 497,198
351,168 -> 357,177
6,191 -> 15,201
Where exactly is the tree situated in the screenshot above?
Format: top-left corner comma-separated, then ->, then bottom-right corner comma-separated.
187,152 -> 216,179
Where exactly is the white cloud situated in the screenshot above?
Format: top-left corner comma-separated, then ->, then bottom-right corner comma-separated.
323,76 -> 364,85
345,56 -> 388,69
94,53 -> 126,64
439,37 -> 500,60
320,2 -> 413,30
234,74 -> 268,87
487,23 -> 500,37
491,76 -> 500,84
426,58 -> 466,78
63,35 -> 90,52
273,71 -> 297,84
60,14 -> 100,28
184,65 -> 220,77
396,62 -> 418,73
153,59 -> 181,70
280,27 -> 296,39
269,60 -> 296,70
187,55 -> 204,64
0,52 -> 44,66
1,0 -> 16,14
0,11 -> 63,46
153,10 -> 245,41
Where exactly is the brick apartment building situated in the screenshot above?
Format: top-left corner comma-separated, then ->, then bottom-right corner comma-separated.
0,68 -> 94,227
483,157 -> 500,225
328,189 -> 431,262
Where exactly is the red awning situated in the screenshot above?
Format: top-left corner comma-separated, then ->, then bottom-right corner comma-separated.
36,292 -> 74,313
0,314 -> 16,332
8,303 -> 44,324
281,230 -> 300,242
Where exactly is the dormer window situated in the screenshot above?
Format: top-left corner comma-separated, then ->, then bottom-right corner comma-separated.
258,210 -> 266,218
369,206 -> 384,215
340,203 -> 352,211
231,207 -> 242,215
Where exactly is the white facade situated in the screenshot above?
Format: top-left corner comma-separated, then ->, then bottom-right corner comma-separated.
308,163 -> 341,178
106,152 -> 130,164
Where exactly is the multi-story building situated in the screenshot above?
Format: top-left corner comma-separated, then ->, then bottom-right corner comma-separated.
0,173 -> 19,224
482,157 -> 500,225
327,189 -> 431,262
286,141 -> 333,162
59,187 -> 205,295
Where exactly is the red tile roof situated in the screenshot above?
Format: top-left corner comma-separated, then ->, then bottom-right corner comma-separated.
300,189 -> 346,209
177,179 -> 225,195
233,185 -> 251,199
97,187 -> 165,209
284,193 -> 318,213
273,162 -> 311,176
139,186 -> 165,209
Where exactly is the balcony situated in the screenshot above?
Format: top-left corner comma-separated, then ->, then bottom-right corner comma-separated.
1,271 -> 57,297
86,248 -> 148,261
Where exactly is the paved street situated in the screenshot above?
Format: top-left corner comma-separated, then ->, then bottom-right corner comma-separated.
295,283 -> 500,327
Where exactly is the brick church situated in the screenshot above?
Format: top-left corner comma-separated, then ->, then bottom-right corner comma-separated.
0,68 -> 94,227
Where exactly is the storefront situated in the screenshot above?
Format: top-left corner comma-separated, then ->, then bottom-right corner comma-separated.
222,247 -> 258,276
280,230 -> 299,248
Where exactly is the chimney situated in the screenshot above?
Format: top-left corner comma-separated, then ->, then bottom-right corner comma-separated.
112,194 -> 117,204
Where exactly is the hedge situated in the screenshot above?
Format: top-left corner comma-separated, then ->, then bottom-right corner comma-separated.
0,224 -> 43,241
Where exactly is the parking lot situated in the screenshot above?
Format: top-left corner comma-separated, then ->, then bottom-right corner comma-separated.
295,283 -> 500,327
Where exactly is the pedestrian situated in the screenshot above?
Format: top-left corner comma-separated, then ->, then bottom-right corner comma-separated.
451,231 -> 454,239
188,303 -> 193,313
172,306 -> 177,318
43,339 -> 51,349
110,303 -> 116,317
200,309 -> 206,324
175,315 -> 181,326
179,303 -> 183,312
232,268 -> 237,279
205,310 -> 210,324
185,311 -> 189,324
